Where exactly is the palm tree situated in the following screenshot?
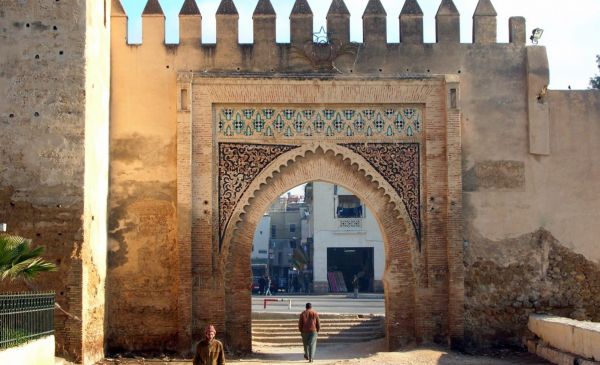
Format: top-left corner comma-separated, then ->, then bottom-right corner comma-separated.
0,235 -> 57,281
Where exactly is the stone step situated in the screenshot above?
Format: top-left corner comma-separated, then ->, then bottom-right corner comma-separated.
252,332 -> 384,342
252,322 -> 383,330
252,317 -> 385,324
253,333 -> 384,344
252,315 -> 385,346
253,313 -> 382,320
253,327 -> 383,334
253,329 -> 383,335
254,318 -> 383,323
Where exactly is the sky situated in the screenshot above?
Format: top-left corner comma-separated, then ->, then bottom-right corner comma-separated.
119,0 -> 600,89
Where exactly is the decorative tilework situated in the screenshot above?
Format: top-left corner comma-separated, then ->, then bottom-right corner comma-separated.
217,106 -> 423,140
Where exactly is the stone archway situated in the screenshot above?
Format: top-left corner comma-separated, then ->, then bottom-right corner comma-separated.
220,144 -> 419,351
176,75 -> 464,353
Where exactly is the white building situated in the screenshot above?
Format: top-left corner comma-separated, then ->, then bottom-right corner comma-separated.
309,182 -> 385,293
251,214 -> 271,264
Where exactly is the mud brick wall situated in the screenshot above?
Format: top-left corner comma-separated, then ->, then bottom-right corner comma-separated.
0,0 -> 110,363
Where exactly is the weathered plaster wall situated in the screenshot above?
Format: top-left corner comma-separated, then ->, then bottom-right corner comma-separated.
107,7 -> 180,352
82,0 -> 111,363
0,0 -> 109,363
544,91 -> 600,261
462,79 -> 600,347
463,88 -> 600,263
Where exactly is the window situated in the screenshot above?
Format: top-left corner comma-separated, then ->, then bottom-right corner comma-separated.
336,195 -> 364,218
289,223 -> 296,233
271,225 -> 276,238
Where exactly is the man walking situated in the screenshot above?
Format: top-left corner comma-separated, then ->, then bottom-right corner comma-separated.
193,324 -> 225,365
265,276 -> 272,296
298,302 -> 320,362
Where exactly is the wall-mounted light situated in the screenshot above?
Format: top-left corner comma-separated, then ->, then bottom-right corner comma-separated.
530,28 -> 544,44
0,223 -> 6,232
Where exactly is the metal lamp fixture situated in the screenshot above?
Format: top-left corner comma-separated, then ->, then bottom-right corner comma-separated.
530,28 -> 544,44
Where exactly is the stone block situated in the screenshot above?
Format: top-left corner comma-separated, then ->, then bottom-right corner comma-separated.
536,344 -> 577,365
529,315 -> 600,362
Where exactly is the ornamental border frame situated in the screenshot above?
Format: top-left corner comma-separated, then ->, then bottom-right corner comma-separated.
175,73 -> 464,351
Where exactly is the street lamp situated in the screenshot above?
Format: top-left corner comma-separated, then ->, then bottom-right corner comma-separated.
530,28 -> 543,45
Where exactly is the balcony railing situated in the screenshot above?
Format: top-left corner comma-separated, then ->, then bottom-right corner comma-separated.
338,218 -> 363,230
0,292 -> 55,349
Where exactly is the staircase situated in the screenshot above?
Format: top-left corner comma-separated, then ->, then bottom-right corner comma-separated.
252,313 -> 385,346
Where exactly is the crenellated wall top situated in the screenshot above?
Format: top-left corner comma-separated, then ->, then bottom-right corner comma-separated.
113,0 -> 526,47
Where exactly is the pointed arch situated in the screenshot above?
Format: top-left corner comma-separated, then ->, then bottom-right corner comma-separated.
220,143 -> 419,351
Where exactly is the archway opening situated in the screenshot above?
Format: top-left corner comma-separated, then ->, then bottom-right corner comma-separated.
249,181 -> 388,350
251,182 -> 386,296
220,147 -> 418,353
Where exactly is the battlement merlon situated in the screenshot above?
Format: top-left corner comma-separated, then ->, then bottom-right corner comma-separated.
290,0 -> 313,45
116,0 -> 526,48
142,0 -> 165,45
473,0 -> 497,44
436,0 -> 460,43
254,0 -> 277,46
363,0 -> 387,45
216,0 -> 239,47
180,0 -> 201,47
400,0 -> 424,44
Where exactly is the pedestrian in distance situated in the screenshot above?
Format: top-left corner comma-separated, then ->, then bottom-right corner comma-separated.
265,276 -> 272,296
352,274 -> 359,299
298,302 -> 320,363
193,324 -> 225,365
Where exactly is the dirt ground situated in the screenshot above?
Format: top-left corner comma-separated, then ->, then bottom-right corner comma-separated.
96,340 -> 550,365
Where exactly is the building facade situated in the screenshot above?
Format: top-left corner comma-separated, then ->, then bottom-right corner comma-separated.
251,214 -> 270,264
309,182 -> 385,293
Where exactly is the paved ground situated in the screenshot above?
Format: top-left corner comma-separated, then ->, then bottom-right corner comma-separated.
94,295 -> 550,364
96,340 -> 550,365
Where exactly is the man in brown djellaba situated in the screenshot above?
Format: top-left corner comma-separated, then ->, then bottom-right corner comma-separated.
193,324 -> 225,365
298,302 -> 320,362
